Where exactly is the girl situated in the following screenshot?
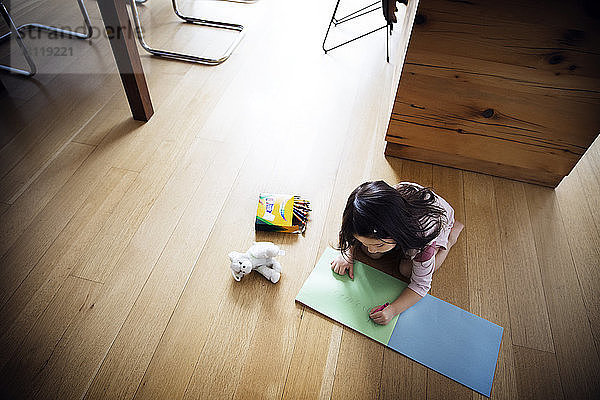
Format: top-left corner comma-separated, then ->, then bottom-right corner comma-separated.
331,181 -> 464,325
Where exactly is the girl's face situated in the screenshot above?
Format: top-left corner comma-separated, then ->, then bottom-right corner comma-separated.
354,234 -> 397,255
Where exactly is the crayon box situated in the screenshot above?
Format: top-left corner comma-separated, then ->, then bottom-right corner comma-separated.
255,193 -> 310,234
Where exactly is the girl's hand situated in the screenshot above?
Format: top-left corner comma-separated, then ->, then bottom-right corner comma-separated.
330,254 -> 354,279
369,304 -> 396,325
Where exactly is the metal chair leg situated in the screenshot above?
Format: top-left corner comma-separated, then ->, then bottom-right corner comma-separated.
333,0 -> 379,25
0,0 -> 93,42
0,1 -> 36,76
322,0 -> 388,57
0,0 -> 93,76
130,0 -> 245,66
386,23 -> 390,62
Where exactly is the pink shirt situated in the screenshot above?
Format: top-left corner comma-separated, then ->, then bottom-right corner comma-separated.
397,182 -> 455,297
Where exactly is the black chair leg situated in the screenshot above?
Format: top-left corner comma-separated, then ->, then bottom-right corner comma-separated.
322,0 -> 390,61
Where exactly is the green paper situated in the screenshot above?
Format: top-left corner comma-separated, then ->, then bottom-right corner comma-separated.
296,247 -> 408,344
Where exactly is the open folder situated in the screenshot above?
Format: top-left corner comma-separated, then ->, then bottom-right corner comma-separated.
295,247 -> 503,397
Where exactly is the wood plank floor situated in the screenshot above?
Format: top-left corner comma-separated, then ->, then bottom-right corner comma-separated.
1,0 -> 599,398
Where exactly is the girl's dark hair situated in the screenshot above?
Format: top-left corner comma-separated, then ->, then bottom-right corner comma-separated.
338,181 -> 447,257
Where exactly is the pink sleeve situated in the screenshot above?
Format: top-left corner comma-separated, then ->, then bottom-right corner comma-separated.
407,245 -> 435,297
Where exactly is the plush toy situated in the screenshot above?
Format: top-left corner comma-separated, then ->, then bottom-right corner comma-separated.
228,242 -> 284,283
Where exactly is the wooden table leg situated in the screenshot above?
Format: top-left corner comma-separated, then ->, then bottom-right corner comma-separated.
96,0 -> 154,121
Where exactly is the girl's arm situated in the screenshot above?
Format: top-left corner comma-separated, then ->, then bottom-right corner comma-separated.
391,288 -> 423,314
370,249 -> 435,325
369,288 -> 422,325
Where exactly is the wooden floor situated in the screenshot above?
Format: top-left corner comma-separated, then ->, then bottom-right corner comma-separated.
0,0 -> 599,398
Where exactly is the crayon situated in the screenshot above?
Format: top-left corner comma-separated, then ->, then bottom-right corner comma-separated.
370,302 -> 389,314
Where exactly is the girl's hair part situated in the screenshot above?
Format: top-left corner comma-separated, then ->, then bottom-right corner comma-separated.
337,181 -> 447,257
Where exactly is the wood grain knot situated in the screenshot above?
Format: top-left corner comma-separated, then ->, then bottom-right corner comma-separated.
415,14 -> 427,25
482,108 -> 495,118
548,54 -> 564,65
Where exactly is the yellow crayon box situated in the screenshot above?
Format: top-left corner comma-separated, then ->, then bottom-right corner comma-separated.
255,193 -> 310,234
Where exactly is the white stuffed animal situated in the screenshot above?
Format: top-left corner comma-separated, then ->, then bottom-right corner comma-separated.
228,242 -> 284,283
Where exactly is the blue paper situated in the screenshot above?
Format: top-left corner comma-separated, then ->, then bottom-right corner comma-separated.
296,248 -> 503,397
387,295 -> 503,397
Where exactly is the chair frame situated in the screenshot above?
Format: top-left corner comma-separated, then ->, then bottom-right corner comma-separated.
0,0 -> 93,76
129,0 -> 245,66
322,0 -> 392,62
